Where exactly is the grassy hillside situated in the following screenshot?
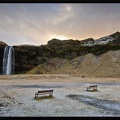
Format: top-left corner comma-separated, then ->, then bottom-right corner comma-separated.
27,50 -> 120,77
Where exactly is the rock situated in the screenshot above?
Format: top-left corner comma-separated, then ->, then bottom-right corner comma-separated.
0,41 -> 7,46
0,41 -> 7,74
48,38 -> 63,46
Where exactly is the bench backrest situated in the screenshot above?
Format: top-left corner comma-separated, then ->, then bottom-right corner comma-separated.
90,85 -> 97,88
38,90 -> 53,93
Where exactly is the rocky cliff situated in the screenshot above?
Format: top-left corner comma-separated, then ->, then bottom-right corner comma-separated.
0,41 -> 7,74
13,45 -> 55,74
0,31 -> 120,75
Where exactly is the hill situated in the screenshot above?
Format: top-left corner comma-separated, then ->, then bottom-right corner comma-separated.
0,31 -> 120,76
27,50 -> 120,77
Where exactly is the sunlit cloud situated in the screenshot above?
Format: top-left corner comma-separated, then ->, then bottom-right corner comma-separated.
65,5 -> 72,11
0,3 -> 120,45
49,35 -> 69,40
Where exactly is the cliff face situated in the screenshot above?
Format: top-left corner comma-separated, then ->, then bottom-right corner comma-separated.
0,31 -> 120,75
13,45 -> 55,74
0,41 -> 7,74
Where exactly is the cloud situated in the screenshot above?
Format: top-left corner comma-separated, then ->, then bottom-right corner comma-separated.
0,3 -> 120,45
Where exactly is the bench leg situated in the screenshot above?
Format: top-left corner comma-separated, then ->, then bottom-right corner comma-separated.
49,92 -> 53,96
87,87 -> 90,91
35,93 -> 38,98
94,87 -> 97,90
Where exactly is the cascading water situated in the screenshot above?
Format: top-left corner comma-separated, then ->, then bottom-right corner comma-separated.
3,46 -> 15,75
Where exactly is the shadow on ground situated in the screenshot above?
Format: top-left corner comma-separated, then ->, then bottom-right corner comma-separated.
66,94 -> 120,116
34,95 -> 54,100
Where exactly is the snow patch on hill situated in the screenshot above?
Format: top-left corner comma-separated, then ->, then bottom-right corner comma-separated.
94,36 -> 114,45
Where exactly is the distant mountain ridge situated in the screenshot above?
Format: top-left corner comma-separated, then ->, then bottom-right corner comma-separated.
48,31 -> 120,46
1,31 -> 120,47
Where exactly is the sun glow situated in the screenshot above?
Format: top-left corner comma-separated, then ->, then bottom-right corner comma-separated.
66,6 -> 72,11
54,36 -> 68,40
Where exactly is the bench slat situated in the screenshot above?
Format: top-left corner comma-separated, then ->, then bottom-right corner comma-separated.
90,85 -> 97,87
38,90 -> 53,93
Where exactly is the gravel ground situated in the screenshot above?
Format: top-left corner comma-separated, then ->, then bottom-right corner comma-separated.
0,74 -> 120,117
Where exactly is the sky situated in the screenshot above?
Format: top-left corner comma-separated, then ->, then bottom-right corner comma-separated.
0,3 -> 120,46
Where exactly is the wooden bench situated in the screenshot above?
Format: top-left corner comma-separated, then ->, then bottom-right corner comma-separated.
86,85 -> 97,91
35,89 -> 53,98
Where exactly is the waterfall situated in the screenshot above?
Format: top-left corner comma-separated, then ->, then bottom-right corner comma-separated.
3,46 -> 15,75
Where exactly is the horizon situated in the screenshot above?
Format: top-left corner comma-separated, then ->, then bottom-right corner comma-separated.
0,3 -> 120,46
1,31 -> 119,46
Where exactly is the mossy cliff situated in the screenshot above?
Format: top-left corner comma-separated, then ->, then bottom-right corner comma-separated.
0,31 -> 120,74
0,41 -> 7,74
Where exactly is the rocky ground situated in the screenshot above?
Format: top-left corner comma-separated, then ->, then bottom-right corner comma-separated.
0,74 -> 120,116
